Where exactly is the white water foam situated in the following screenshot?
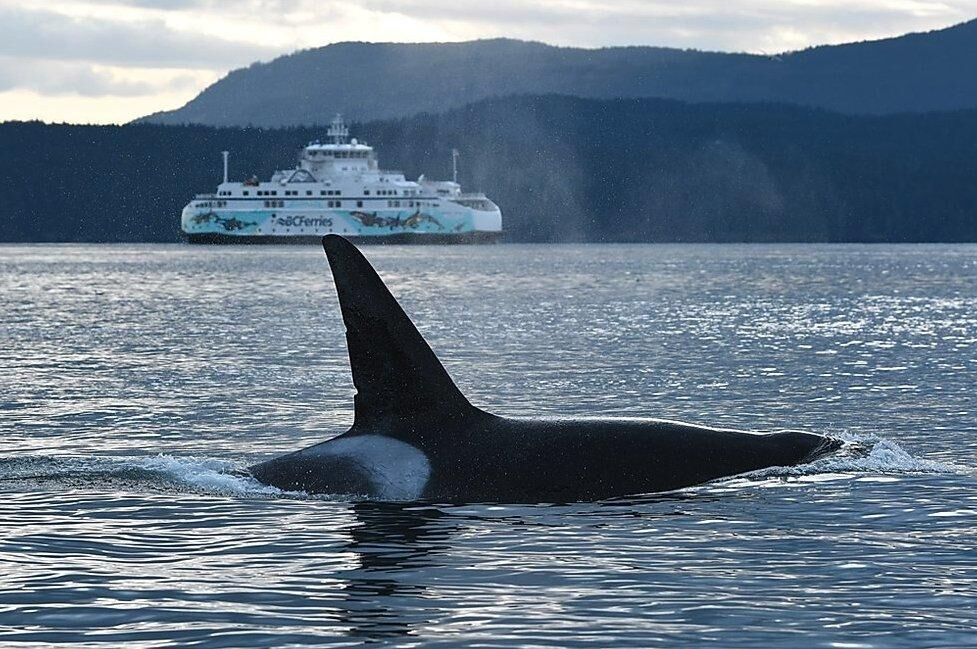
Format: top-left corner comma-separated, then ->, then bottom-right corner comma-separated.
735,433 -> 972,486
0,454 -> 290,498
132,455 -> 286,497
818,433 -> 964,474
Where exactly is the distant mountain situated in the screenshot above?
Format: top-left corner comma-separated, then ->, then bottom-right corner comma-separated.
8,95 -> 977,243
141,21 -> 977,127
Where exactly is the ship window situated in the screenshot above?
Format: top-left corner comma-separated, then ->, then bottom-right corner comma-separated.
306,190 -> 312,196
357,201 -> 363,208
320,190 -> 326,196
335,191 -> 341,196
243,191 -> 249,196
364,190 -> 370,195
271,191 -> 277,196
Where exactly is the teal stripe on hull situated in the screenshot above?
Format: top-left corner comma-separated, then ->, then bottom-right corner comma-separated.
186,232 -> 502,244
182,208 -> 491,238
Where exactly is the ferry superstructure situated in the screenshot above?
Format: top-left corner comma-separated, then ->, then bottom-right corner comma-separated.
181,115 -> 502,243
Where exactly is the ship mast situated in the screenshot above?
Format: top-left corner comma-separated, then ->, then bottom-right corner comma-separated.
221,151 -> 229,183
328,114 -> 349,145
452,148 -> 459,185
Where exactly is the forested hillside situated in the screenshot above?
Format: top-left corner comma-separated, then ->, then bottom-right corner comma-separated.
142,21 -> 977,128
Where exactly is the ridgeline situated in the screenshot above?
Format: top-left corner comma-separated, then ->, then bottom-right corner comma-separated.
142,22 -> 977,128
4,95 -> 977,243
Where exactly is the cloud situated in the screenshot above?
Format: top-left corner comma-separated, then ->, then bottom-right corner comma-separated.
0,5 -> 276,69
0,57 -> 206,97
0,88 -> 198,123
51,0 -> 227,12
355,0 -> 972,51
0,0 -> 974,123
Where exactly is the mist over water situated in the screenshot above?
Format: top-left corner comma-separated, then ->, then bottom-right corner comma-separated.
2,243 -> 976,646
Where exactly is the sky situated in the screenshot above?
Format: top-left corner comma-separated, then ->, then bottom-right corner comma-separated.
0,0 -> 974,125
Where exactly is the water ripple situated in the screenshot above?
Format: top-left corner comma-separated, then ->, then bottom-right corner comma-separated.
2,243 -> 977,646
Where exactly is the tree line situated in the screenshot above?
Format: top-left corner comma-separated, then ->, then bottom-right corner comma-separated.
3,95 -> 977,242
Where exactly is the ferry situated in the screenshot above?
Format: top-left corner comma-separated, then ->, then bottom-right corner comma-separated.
181,115 -> 502,243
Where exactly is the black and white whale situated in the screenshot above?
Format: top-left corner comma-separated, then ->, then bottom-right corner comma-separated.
249,235 -> 842,502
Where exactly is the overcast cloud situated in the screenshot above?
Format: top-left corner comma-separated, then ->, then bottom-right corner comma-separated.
0,0 -> 973,124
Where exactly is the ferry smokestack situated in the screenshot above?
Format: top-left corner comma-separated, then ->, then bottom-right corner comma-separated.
221,151 -> 229,184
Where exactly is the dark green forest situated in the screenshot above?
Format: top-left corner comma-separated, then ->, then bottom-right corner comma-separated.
4,95 -> 977,242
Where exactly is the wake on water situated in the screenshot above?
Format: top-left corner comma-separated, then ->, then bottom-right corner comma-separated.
0,435 -> 969,502
0,454 -> 284,498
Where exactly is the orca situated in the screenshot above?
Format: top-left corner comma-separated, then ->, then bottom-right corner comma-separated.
249,235 -> 842,502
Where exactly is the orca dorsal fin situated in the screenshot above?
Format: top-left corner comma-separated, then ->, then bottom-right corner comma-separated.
322,235 -> 479,434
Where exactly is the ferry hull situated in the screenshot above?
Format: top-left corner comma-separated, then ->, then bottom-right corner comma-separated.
181,205 -> 502,244
185,231 -> 502,245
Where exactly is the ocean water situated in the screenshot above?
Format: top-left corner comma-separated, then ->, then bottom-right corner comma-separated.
1,242 -> 976,647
